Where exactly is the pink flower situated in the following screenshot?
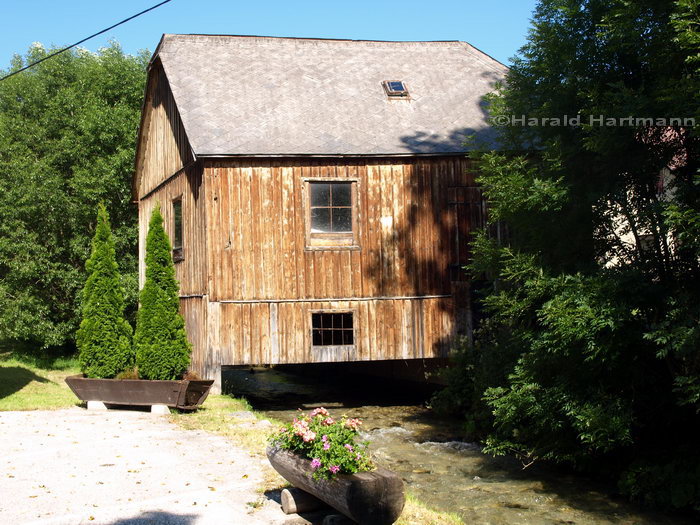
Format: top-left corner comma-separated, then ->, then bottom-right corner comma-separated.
322,417 -> 335,425
311,458 -> 322,470
344,418 -> 362,431
329,465 -> 340,474
292,418 -> 310,436
355,453 -> 362,461
310,407 -> 330,418
323,441 -> 331,450
321,434 -> 328,442
302,431 -> 316,442
344,444 -> 353,452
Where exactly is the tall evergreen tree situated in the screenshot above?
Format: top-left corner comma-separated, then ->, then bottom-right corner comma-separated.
134,206 -> 191,380
76,204 -> 133,378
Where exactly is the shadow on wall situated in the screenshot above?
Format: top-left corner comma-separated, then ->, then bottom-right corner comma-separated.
0,366 -> 50,399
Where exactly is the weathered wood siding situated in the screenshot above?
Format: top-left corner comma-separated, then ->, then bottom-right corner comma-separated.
138,164 -> 207,294
135,61 -> 194,199
204,157 -> 477,301
207,297 -> 453,365
199,157 -> 478,365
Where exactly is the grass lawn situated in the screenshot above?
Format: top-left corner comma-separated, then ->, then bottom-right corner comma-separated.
0,349 -> 81,411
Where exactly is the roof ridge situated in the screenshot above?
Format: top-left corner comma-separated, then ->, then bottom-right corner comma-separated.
161,33 -> 468,45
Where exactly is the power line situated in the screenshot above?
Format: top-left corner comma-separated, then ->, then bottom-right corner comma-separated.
0,0 -> 173,82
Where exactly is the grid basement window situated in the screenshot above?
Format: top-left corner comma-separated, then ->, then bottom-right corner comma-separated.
312,312 -> 354,347
382,80 -> 409,97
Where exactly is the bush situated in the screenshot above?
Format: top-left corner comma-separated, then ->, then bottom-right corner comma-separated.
134,205 -> 191,380
269,407 -> 374,480
76,204 -> 133,378
620,452 -> 700,511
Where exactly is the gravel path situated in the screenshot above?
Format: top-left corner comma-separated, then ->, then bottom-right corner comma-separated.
0,408 -> 288,525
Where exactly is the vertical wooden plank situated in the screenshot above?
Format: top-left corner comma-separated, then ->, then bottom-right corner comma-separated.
240,163 -> 255,300
260,162 -> 275,299
401,299 -> 412,359
266,303 -> 280,364
280,165 -> 297,299
225,165 -> 238,300
250,164 -> 264,299
379,163 -> 394,297
365,163 -> 382,297
240,303 -> 251,365
393,162 -> 408,296
207,300 -> 221,375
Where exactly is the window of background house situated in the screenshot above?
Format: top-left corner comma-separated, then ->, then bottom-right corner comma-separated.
311,312 -> 354,346
172,198 -> 183,262
306,180 -> 358,248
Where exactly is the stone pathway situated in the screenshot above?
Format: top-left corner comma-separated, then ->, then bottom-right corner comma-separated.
0,408 -> 287,524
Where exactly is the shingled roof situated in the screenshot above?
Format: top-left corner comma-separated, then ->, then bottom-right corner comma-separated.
153,34 -> 508,156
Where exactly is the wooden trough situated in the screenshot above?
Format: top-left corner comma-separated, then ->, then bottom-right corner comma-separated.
267,446 -> 405,525
65,375 -> 214,410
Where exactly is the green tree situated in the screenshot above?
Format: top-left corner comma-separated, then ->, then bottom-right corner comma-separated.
76,204 -> 133,378
439,0 -> 700,509
134,206 -> 191,380
0,42 -> 148,350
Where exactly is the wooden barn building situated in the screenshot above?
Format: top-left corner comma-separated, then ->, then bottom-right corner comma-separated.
133,34 -> 507,392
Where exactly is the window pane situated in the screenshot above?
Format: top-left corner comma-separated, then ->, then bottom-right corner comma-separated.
310,183 -> 330,207
173,199 -> 182,249
342,329 -> 354,345
312,314 -> 322,328
312,329 -> 322,346
322,330 -> 334,346
332,208 -> 352,232
310,208 -> 331,233
341,313 -> 353,329
331,183 -> 351,207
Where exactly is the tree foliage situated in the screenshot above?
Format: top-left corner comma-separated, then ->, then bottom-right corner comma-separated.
0,43 -> 147,349
134,206 -> 191,380
76,204 -> 133,378
438,0 -> 700,510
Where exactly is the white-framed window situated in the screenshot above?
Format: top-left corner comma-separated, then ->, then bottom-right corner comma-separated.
303,179 -> 359,250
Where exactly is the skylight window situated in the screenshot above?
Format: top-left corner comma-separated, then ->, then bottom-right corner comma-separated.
383,80 -> 409,97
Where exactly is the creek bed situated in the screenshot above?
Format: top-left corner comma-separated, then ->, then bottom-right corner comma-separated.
223,366 -> 692,525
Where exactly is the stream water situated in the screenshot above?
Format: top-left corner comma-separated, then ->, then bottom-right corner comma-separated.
223,366 -> 693,525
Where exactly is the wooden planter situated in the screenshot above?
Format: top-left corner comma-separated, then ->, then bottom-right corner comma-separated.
267,446 -> 405,525
65,375 -> 213,410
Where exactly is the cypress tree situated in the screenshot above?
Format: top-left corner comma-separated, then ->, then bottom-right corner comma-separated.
76,204 -> 133,378
134,205 -> 191,380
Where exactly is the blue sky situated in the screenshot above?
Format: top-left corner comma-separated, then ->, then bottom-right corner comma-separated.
1,1 -> 538,71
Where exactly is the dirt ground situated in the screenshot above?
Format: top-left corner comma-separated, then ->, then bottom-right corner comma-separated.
0,407 -> 289,524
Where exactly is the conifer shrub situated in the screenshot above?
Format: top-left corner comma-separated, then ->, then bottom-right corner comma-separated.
76,204 -> 133,378
134,205 -> 191,380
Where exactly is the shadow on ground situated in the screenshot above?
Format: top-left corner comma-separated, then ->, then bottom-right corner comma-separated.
106,511 -> 198,524
0,366 -> 50,399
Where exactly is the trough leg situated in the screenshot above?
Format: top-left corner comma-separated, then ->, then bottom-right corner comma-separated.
87,401 -> 107,411
209,364 -> 222,395
281,488 -> 325,515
